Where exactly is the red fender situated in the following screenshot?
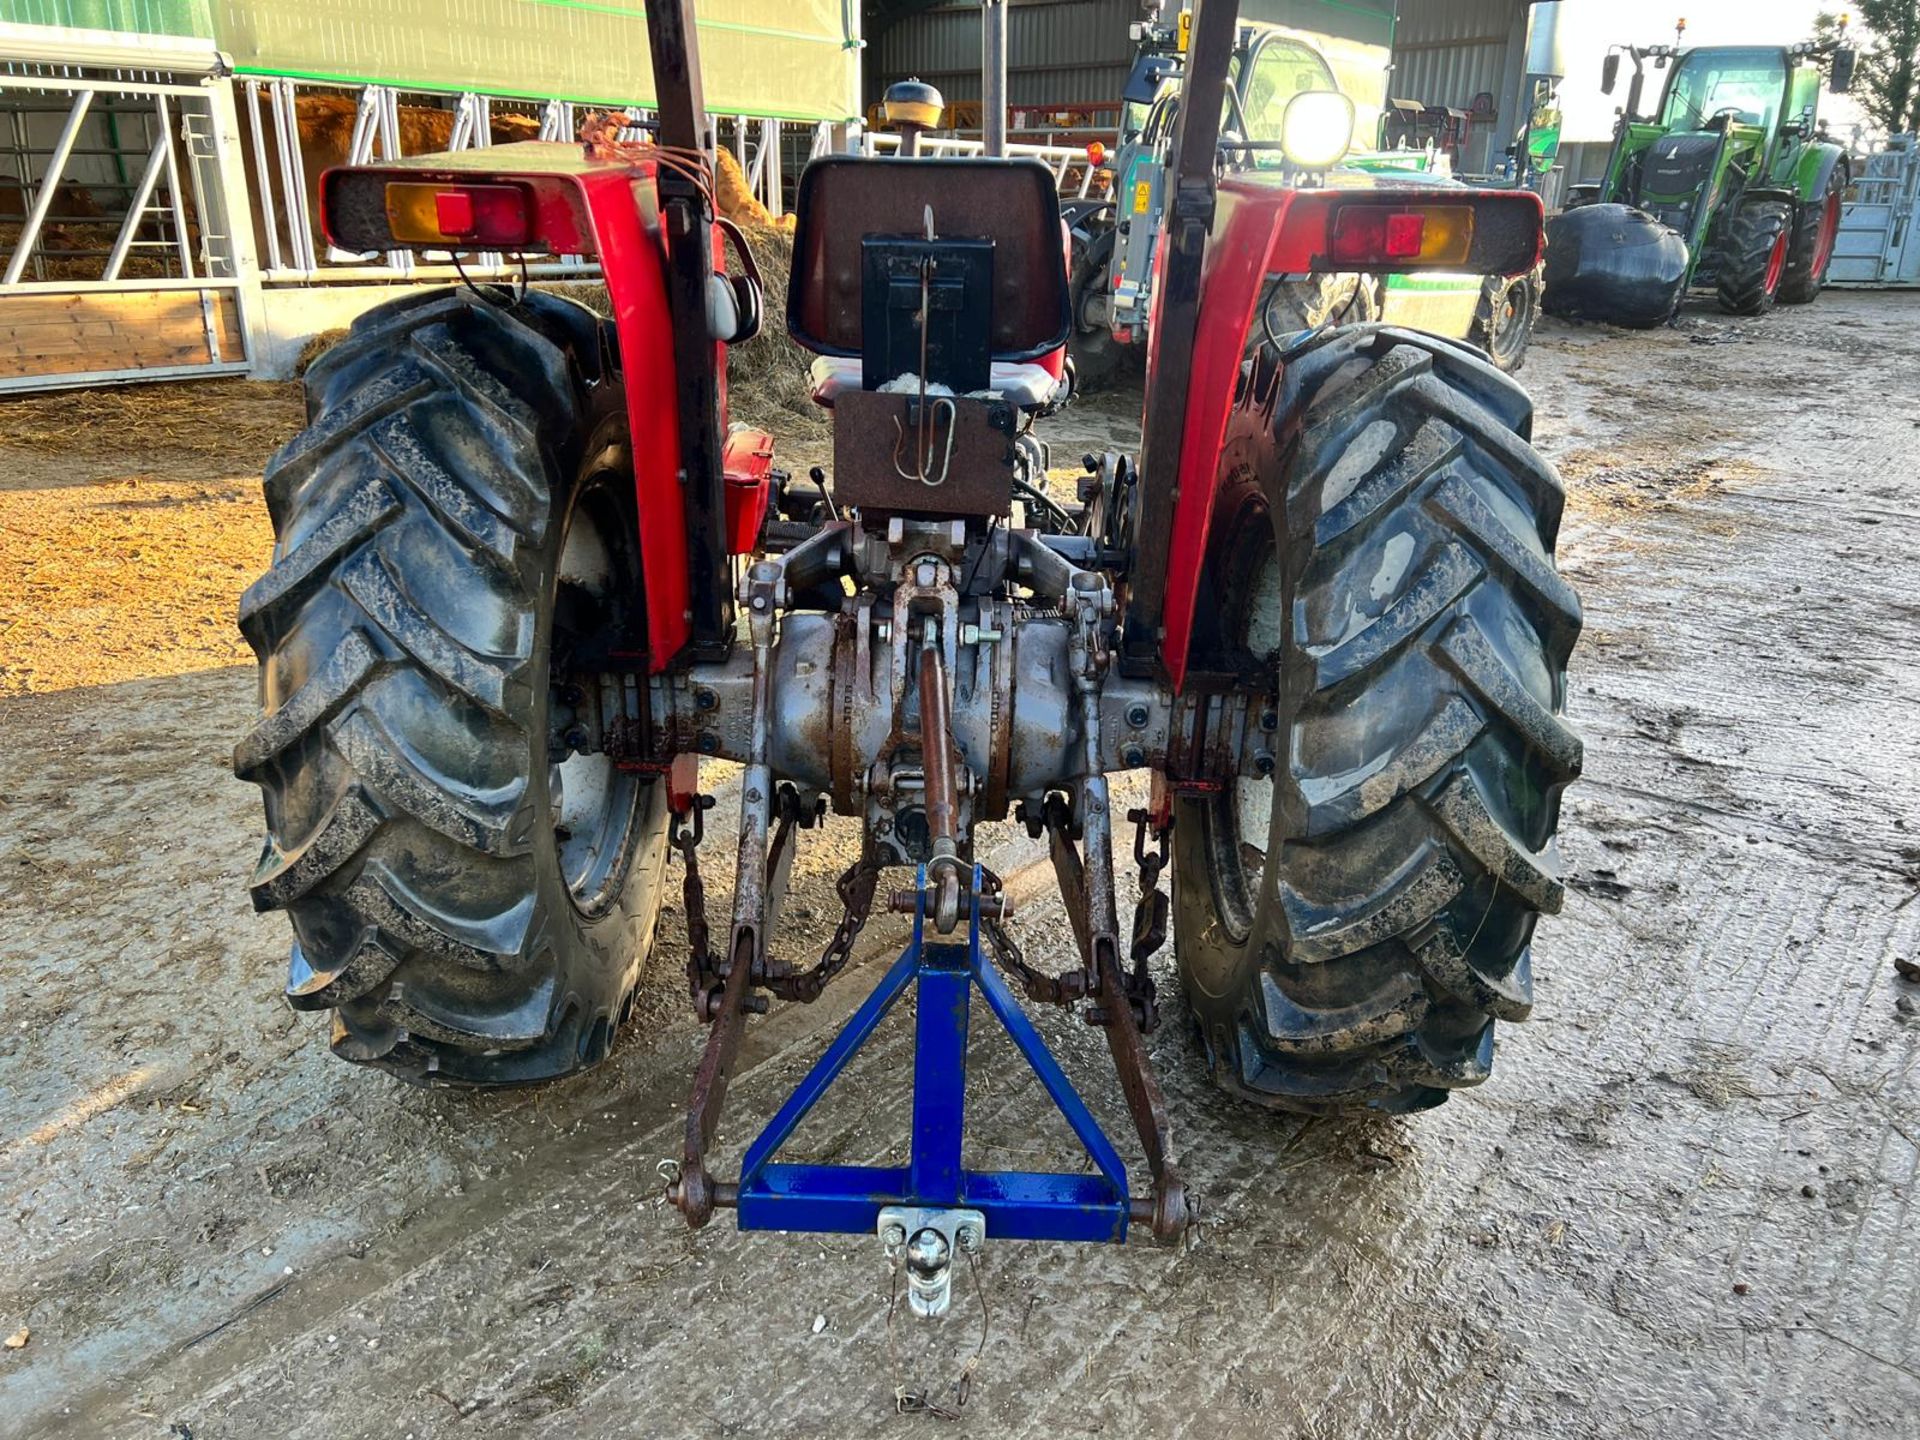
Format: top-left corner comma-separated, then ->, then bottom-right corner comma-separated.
1147,179 -> 1543,691
574,167 -> 698,670
321,149 -> 744,672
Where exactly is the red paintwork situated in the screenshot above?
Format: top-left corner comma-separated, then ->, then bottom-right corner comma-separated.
666,753 -> 700,812
722,427 -> 776,554
318,156 -> 729,672
572,167 -> 699,670
1148,179 -> 1544,690
1814,190 -> 1841,275
1765,225 -> 1788,294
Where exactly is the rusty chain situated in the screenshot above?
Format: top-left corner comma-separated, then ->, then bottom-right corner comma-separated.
1125,807 -> 1171,1032
675,800 -> 1171,1023
672,793 -> 881,1014
766,852 -> 882,1003
978,867 -> 1085,1007
670,796 -> 717,1003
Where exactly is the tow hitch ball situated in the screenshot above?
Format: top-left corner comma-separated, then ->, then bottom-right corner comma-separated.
881,1206 -> 985,1319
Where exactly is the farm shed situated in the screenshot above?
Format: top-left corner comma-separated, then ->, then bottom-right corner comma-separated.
1386,0 -> 1539,175
0,0 -> 859,388
865,0 -> 1394,142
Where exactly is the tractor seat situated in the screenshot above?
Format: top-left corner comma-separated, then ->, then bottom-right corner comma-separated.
806,355 -> 1063,409
785,155 -> 1071,410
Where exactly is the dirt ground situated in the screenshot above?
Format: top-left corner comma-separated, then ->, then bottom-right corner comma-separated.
2,292 -> 1918,1439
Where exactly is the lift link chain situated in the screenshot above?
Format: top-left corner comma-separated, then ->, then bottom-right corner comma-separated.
977,867 -> 1086,1007
672,795 -> 719,1009
1125,807 -> 1173,1035
766,852 -> 883,1004
672,793 -> 883,1017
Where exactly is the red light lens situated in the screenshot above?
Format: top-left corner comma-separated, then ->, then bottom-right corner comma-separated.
434,189 -> 475,236
1384,212 -> 1425,258
1329,207 -> 1387,264
1087,140 -> 1107,167
1328,204 -> 1474,266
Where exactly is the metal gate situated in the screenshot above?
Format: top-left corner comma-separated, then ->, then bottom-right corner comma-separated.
0,26 -> 255,390
1831,138 -> 1920,288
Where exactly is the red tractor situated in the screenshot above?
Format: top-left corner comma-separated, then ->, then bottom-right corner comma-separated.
236,0 -> 1578,1305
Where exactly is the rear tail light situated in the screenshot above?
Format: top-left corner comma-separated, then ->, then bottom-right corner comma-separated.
1329,204 -> 1475,267
384,182 -> 533,247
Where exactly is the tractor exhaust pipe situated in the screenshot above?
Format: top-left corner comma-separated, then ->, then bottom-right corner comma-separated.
982,0 -> 1008,156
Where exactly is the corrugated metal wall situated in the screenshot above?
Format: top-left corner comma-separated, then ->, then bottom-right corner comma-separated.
1389,0 -> 1529,172
868,0 -> 1135,110
866,0 -> 1396,112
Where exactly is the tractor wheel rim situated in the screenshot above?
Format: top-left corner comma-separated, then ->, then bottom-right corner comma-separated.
1764,227 -> 1788,295
1211,542 -> 1282,942
1814,190 -> 1842,275
550,479 -> 644,915
1495,278 -> 1534,361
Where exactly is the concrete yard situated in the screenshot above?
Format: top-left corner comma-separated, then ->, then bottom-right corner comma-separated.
2,292 -> 1918,1438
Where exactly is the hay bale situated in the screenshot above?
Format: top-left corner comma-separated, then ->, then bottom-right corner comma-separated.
535,223 -> 825,446
723,222 -> 826,442
293,328 -> 348,377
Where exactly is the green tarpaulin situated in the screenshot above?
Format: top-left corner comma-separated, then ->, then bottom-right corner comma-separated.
4,1 -> 213,36
1,0 -> 860,120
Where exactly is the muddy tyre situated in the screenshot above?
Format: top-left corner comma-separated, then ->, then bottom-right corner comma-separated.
1172,326 -> 1582,1114
235,288 -> 671,1085
1716,200 -> 1791,316
1779,170 -> 1844,305
1258,273 -> 1381,340
1468,269 -> 1539,374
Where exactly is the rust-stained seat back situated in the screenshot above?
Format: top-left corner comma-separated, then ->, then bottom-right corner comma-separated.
785,156 -> 1070,365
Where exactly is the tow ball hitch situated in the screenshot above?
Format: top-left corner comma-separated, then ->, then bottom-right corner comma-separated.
880,1206 -> 983,1319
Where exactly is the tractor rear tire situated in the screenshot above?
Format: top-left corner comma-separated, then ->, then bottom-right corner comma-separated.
1468,268 -> 1540,374
1259,273 -> 1381,340
1716,200 -> 1792,316
1779,171 -> 1844,305
1171,326 -> 1582,1115
235,288 -> 671,1086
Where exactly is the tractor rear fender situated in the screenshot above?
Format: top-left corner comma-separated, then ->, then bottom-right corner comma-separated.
1775,140 -> 1850,201
1146,179 -> 1543,689
320,142 -> 737,672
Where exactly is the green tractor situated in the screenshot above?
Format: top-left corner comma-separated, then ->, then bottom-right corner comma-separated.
1544,37 -> 1857,326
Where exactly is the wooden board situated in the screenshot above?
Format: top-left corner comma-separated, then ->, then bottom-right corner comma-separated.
0,288 -> 248,383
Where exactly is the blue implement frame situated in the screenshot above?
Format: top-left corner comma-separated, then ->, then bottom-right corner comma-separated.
734,866 -> 1133,1243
